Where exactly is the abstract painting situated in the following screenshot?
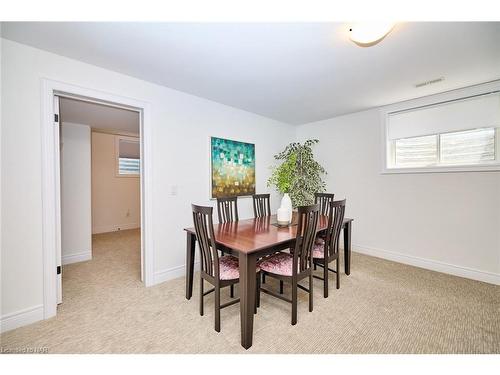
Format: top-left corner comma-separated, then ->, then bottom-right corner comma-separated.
211,137 -> 255,199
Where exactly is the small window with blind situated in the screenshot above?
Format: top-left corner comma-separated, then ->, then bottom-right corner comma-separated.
116,136 -> 140,176
384,89 -> 500,173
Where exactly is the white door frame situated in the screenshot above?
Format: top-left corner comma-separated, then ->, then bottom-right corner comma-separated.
41,78 -> 154,320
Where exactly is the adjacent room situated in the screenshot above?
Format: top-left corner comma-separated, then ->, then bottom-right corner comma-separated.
0,19 -> 499,358
58,96 -> 143,307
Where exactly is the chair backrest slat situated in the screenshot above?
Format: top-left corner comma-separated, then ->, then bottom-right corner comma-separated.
315,192 -> 335,217
216,197 -> 239,223
293,204 -> 320,274
325,199 -> 346,259
192,204 -> 219,278
252,193 -> 271,218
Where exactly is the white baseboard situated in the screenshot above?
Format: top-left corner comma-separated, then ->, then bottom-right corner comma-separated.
92,223 -> 140,234
62,251 -> 92,265
154,262 -> 200,285
353,244 -> 500,285
0,305 -> 44,333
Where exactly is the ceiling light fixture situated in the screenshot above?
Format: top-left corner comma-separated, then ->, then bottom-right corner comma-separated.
349,22 -> 395,47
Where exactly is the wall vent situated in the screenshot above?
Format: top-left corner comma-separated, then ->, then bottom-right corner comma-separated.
415,77 -> 444,88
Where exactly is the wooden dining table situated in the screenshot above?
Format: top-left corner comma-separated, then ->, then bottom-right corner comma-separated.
184,214 -> 353,349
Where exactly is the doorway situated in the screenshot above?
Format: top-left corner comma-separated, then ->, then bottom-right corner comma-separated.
41,79 -> 153,320
58,96 -> 142,303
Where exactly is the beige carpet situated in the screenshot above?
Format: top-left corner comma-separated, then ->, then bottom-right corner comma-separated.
1,229 -> 499,354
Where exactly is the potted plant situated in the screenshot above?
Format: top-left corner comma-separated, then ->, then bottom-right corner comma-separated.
268,139 -> 327,220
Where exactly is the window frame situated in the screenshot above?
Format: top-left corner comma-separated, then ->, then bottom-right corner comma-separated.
381,81 -> 500,174
115,135 -> 140,178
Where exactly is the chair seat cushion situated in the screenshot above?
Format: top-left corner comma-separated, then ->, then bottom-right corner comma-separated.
259,252 -> 297,276
312,244 -> 325,259
218,255 -> 260,280
312,238 -> 326,259
219,255 -> 240,280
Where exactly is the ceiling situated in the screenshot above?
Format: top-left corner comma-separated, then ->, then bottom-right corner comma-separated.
59,97 -> 140,134
3,22 -> 500,125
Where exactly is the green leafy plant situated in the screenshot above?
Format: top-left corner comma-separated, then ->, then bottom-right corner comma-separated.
267,139 -> 327,207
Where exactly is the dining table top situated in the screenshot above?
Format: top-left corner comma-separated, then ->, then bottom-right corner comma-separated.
184,214 -> 353,254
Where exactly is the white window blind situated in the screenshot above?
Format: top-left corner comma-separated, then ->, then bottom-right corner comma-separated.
387,92 -> 500,141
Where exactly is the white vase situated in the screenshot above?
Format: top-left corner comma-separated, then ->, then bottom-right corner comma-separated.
280,193 -> 293,222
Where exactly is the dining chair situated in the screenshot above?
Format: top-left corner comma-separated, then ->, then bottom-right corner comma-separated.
251,193 -> 271,287
216,196 -> 239,297
313,192 -> 334,269
315,192 -> 335,216
258,204 -> 319,325
192,204 -> 260,332
312,199 -> 346,298
252,193 -> 271,218
216,196 -> 239,223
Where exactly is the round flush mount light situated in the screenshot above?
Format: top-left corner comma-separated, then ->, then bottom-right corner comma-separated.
349,22 -> 395,47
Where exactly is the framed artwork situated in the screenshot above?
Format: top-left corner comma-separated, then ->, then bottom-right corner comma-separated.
210,136 -> 256,199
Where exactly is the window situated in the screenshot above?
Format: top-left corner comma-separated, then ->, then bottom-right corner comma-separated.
118,157 -> 140,175
384,89 -> 500,172
395,134 -> 438,167
393,128 -> 495,168
440,128 -> 495,165
116,136 -> 140,176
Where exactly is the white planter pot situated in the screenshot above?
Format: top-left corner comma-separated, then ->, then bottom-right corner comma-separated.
280,193 -> 293,222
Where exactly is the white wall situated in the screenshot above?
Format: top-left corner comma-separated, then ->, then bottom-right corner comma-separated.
60,123 -> 92,265
297,109 -> 500,283
0,39 -> 295,328
91,132 -> 140,234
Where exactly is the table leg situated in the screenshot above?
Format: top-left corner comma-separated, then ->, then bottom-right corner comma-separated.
185,232 -> 196,300
239,252 -> 257,350
343,221 -> 352,275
